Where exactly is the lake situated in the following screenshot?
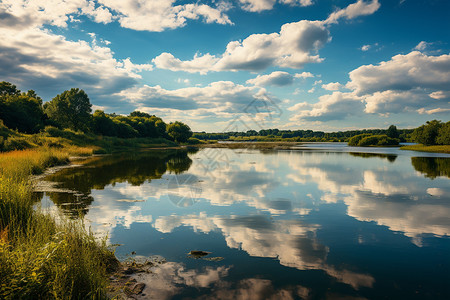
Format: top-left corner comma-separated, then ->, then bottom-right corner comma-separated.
37,144 -> 450,299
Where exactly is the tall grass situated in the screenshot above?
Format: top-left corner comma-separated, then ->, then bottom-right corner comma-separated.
0,148 -> 117,299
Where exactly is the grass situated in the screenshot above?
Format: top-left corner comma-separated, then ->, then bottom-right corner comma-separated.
0,147 -> 118,299
400,144 -> 450,154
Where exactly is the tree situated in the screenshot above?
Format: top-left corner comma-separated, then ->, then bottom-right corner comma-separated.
0,82 -> 45,133
167,121 -> 192,143
386,125 -> 399,139
0,81 -> 20,96
436,121 -> 450,145
411,120 -> 443,145
44,88 -> 92,131
130,111 -> 152,118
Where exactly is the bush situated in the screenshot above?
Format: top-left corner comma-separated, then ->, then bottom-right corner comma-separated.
3,137 -> 32,151
348,134 -> 371,146
349,134 -> 399,147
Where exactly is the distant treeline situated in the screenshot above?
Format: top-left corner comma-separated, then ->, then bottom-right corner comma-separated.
0,81 -> 192,143
193,126 -> 413,142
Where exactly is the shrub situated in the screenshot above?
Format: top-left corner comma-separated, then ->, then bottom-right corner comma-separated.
348,134 -> 371,146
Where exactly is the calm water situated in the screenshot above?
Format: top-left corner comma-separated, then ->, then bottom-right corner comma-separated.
37,144 -> 450,299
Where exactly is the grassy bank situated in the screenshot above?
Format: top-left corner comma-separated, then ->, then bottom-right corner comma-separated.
0,147 -> 118,299
1,125 -> 178,154
400,144 -> 450,154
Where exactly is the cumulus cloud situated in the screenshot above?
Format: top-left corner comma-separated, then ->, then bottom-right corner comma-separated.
0,23 -> 151,103
325,0 -> 380,24
296,51 -> 450,122
322,82 -> 342,91
347,51 -> 450,114
361,44 -> 371,51
290,92 -> 364,121
116,81 -> 281,120
239,0 -> 313,12
247,71 -> 312,86
99,0 -> 232,32
348,51 -> 450,95
154,20 -> 330,73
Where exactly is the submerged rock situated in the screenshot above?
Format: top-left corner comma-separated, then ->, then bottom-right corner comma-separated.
188,250 -> 211,258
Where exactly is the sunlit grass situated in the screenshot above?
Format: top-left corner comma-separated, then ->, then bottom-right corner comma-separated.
0,146 -> 117,298
400,144 -> 450,154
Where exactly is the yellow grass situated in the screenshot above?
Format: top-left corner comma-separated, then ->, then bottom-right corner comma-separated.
400,144 -> 450,154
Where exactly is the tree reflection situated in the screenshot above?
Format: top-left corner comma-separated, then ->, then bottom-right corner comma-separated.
349,152 -> 397,162
411,157 -> 450,179
40,150 -> 193,216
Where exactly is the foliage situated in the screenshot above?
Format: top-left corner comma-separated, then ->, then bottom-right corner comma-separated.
0,148 -> 116,298
348,134 -> 372,146
386,125 -> 399,139
348,134 -> 399,147
436,121 -> 450,145
411,120 -> 443,145
167,121 -> 193,143
411,157 -> 450,179
0,82 -> 45,133
44,88 -> 92,132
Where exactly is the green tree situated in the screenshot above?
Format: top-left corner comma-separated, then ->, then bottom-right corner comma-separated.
167,121 -> 192,143
436,121 -> 450,145
44,88 -> 92,131
0,82 -> 45,133
386,125 -> 399,139
411,120 -> 443,145
130,111 -> 152,118
0,81 -> 20,96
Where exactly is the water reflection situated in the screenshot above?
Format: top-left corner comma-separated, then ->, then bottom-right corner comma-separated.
41,150 -> 193,216
37,146 -> 450,299
411,157 -> 450,179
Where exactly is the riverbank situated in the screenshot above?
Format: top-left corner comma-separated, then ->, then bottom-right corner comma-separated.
0,147 -> 121,298
400,144 -> 450,154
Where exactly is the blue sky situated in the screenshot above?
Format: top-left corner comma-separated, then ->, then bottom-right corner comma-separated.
1,0 -> 449,132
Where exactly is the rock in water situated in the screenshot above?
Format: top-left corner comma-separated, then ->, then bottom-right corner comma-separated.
188,250 -> 211,258
132,283 -> 145,295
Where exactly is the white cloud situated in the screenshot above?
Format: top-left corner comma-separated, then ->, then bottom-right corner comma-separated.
0,23 -> 152,104
290,92 -> 364,121
288,102 -> 310,111
294,72 -> 315,79
281,0 -> 314,7
417,107 -> 450,115
325,0 -> 381,24
361,44 -> 370,51
0,0 -> 232,33
116,81 -> 281,120
247,71 -> 298,86
100,0 -> 232,32
414,41 -> 431,51
154,20 -> 330,73
294,51 -> 450,123
152,53 -> 219,75
322,82 -> 342,91
239,0 -> 313,12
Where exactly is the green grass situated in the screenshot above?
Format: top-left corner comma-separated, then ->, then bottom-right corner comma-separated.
400,144 -> 450,154
0,148 -> 118,299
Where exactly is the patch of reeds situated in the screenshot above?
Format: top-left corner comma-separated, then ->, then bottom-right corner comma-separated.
0,147 -> 117,299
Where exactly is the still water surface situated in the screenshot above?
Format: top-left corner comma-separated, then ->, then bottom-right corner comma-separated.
38,144 -> 450,299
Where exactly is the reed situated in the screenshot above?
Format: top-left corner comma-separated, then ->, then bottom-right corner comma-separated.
0,147 -> 117,299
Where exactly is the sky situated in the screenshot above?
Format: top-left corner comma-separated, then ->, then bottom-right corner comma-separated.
1,0 -> 449,132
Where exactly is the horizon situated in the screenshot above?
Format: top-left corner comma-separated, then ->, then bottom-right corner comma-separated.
1,0 -> 449,132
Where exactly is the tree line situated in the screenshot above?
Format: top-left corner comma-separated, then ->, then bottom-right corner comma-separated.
0,81 -> 192,143
194,124 -> 412,142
